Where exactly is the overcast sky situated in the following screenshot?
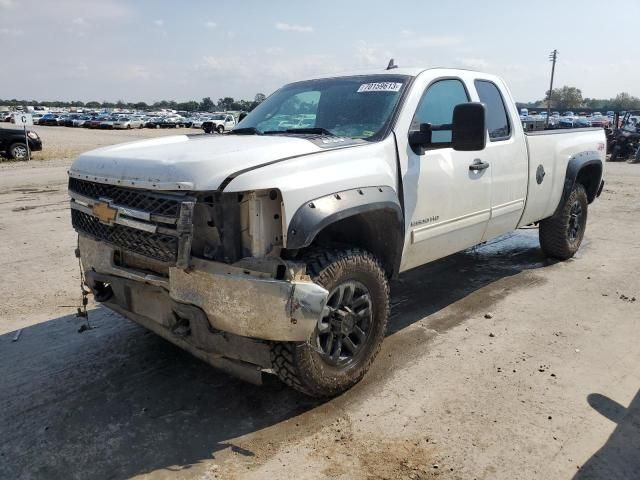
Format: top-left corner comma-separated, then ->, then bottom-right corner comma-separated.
1,0 -> 638,103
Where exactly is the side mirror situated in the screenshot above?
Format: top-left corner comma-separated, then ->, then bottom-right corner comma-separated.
408,123 -> 432,154
452,102 -> 486,151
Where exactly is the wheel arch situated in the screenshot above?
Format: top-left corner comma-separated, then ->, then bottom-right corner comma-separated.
286,186 -> 404,278
561,152 -> 604,207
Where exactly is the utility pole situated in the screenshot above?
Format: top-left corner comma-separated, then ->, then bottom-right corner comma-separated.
546,49 -> 558,127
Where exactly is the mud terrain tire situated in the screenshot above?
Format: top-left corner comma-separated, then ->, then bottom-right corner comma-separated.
539,183 -> 588,260
271,249 -> 389,397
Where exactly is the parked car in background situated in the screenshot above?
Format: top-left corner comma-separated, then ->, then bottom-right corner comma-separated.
590,116 -> 610,128
147,117 -> 164,128
32,113 -> 45,125
99,116 -> 117,129
73,115 -> 94,127
191,116 -> 207,128
0,127 -> 42,159
86,116 -> 108,129
113,117 -> 144,129
62,114 -> 81,127
202,113 -> 236,133
39,113 -> 61,126
574,117 -> 592,128
160,116 -> 186,128
559,116 -> 577,128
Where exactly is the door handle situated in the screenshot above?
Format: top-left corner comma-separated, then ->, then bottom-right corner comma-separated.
469,159 -> 490,171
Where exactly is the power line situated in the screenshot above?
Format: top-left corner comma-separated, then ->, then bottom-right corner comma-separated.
546,49 -> 558,127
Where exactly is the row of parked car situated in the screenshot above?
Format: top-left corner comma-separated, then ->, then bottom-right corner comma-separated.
520,109 -> 614,129
34,112 -> 198,130
12,111 -> 239,133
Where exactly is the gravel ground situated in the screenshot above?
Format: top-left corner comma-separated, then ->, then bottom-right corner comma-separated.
0,128 -> 638,480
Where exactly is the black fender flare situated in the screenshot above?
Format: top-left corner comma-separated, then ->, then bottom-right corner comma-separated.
286,186 -> 404,250
559,151 -> 604,210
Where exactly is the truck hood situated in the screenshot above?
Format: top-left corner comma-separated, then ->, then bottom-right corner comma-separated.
68,134 -> 328,191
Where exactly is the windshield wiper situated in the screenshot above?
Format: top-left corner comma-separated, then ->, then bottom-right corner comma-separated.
285,127 -> 336,136
230,127 -> 262,135
263,127 -> 337,137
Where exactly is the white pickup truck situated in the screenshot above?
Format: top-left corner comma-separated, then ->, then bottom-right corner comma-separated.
201,113 -> 236,134
68,68 -> 605,397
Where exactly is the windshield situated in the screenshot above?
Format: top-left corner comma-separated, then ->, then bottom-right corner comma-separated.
236,75 -> 409,140
210,114 -> 225,120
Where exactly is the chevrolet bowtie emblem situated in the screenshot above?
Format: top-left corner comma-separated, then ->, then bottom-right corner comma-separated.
92,201 -> 117,224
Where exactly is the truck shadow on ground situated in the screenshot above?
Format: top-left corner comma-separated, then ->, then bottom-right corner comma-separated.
0,230 -> 552,479
574,390 -> 640,479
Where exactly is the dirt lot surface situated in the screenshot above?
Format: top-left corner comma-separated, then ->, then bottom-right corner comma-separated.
0,127 -> 638,480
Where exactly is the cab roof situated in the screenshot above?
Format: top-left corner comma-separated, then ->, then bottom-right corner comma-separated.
301,66 -> 490,82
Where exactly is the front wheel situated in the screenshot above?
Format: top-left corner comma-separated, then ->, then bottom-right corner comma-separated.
216,125 -> 224,134
539,183 -> 588,260
9,142 -> 29,160
271,249 -> 389,397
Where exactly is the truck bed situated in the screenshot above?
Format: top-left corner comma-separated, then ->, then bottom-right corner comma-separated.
519,128 -> 606,226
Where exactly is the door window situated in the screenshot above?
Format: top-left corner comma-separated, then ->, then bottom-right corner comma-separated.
474,80 -> 511,141
411,79 -> 469,145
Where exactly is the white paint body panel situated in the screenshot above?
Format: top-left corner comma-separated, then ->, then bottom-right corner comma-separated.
519,130 -> 606,226
224,137 -> 398,237
69,134 -> 324,190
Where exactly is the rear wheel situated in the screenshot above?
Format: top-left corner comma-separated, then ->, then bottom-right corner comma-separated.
216,125 -> 224,134
9,142 -> 28,160
271,249 -> 389,397
539,183 -> 588,260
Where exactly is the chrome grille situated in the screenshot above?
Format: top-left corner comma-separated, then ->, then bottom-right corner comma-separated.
72,209 -> 178,262
69,178 -> 194,266
68,178 -> 182,217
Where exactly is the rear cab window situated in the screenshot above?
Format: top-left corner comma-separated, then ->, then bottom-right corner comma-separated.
474,80 -> 511,141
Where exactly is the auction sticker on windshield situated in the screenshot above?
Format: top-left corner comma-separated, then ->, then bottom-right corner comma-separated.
357,82 -> 403,93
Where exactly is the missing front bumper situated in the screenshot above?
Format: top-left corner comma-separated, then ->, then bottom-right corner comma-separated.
79,235 -> 328,342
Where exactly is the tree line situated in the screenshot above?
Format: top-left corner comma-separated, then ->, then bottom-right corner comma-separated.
0,93 -> 268,112
520,86 -> 640,112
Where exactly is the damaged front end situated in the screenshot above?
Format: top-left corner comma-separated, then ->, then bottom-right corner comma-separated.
68,177 -> 328,383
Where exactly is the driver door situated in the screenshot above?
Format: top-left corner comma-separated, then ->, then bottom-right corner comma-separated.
398,77 -> 491,271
